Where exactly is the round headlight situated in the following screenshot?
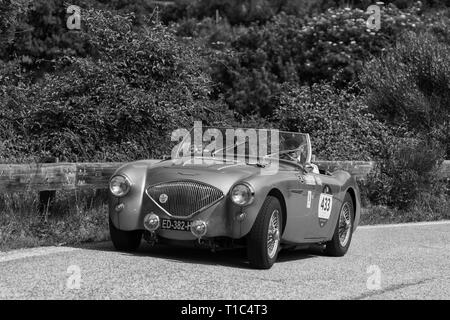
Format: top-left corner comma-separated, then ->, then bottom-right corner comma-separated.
230,183 -> 254,206
109,175 -> 131,197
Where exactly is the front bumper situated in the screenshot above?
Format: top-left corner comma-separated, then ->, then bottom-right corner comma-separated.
109,194 -> 247,241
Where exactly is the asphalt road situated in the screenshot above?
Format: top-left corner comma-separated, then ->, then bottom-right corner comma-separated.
1,221 -> 449,300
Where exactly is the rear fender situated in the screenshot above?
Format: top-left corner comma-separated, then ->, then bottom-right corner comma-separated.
342,177 -> 361,231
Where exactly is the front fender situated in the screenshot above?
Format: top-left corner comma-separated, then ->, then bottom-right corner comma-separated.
108,163 -> 150,230
232,184 -> 287,239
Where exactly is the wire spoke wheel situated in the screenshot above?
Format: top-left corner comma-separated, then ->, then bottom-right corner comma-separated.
325,193 -> 354,257
248,196 -> 283,269
267,209 -> 281,259
338,203 -> 352,247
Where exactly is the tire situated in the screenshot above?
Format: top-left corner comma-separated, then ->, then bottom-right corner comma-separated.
109,217 -> 142,252
247,196 -> 283,269
324,193 -> 354,256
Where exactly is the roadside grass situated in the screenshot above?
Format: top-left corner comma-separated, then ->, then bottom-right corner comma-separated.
1,189 -> 448,251
360,193 -> 450,225
0,189 -> 109,251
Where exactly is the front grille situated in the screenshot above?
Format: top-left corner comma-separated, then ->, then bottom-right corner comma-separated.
146,180 -> 224,218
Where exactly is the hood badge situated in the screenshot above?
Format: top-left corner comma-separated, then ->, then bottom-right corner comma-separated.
159,194 -> 168,203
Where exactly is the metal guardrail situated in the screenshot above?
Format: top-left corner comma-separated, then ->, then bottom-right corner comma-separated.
0,160 -> 449,192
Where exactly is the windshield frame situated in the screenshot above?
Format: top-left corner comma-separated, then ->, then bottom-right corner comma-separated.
173,127 -> 312,166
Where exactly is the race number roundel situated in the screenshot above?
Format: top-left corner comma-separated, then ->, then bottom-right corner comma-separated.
318,193 -> 333,227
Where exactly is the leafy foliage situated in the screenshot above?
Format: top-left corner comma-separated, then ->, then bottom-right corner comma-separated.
363,138 -> 446,209
0,0 -> 96,73
0,0 -> 449,218
0,9 -> 233,162
274,83 -> 389,160
209,2 -> 450,116
361,31 -> 450,157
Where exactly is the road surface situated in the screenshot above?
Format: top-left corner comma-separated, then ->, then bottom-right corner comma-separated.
1,221 -> 449,299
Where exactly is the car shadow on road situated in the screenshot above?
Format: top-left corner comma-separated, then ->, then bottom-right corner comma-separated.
71,241 -> 321,270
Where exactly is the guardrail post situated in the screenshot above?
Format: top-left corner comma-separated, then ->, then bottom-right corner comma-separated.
39,157 -> 58,214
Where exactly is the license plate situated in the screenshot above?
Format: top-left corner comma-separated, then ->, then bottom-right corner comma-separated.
160,219 -> 192,232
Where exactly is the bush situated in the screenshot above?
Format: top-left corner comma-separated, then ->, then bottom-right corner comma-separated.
361,31 -> 450,158
274,83 -> 389,160
173,17 -> 239,50
363,137 -> 446,209
0,0 -> 97,73
210,2 -> 450,116
0,8 -> 233,162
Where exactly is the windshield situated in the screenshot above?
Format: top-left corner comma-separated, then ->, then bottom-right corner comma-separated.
173,127 -> 311,165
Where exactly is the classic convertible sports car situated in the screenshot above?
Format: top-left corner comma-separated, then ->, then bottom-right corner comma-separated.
108,127 -> 361,269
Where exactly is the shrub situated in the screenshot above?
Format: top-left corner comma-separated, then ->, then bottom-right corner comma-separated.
173,17 -> 239,50
363,137 -> 446,209
0,8 -> 233,162
0,0 -> 97,72
361,31 -> 450,158
274,83 -> 389,160
209,2 -> 450,116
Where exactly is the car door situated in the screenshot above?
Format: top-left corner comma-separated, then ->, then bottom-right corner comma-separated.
280,166 -> 318,243
302,172 -> 342,240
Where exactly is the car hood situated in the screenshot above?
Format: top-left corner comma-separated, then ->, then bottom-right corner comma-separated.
119,158 -> 261,193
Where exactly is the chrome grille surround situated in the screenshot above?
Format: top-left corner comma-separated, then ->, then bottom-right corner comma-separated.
145,180 -> 224,219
